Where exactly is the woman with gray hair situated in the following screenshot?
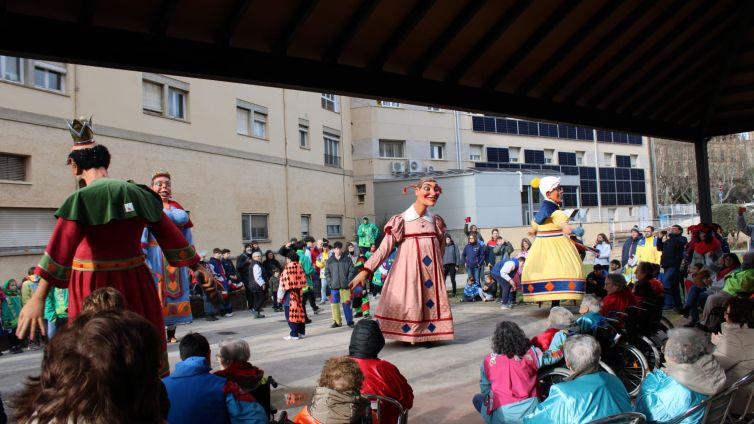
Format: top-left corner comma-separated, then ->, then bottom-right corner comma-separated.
523,335 -> 631,424
213,338 -> 272,417
634,328 -> 726,423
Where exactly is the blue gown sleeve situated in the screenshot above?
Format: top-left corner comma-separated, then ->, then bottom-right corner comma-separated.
480,361 -> 491,395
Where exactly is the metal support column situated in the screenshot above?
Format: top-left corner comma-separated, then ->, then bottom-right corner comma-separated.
695,138 -> 712,223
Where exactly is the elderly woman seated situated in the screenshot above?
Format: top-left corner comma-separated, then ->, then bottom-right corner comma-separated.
472,321 -> 564,424
575,294 -> 604,334
712,298 -> 754,417
523,335 -> 631,424
634,328 -> 726,422
600,273 -> 637,319
213,338 -> 272,417
531,307 -> 573,352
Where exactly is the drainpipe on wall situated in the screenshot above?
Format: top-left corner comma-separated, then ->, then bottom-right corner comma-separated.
454,111 -> 462,169
593,129 -> 603,222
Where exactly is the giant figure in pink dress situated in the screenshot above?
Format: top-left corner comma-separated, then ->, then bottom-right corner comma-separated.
350,177 -> 454,343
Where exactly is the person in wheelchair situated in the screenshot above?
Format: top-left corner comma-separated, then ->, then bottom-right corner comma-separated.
599,274 -> 637,326
711,297 -> 754,417
531,307 -> 573,352
523,335 -> 631,423
473,321 -> 564,424
575,294 -> 604,334
634,328 -> 726,423
632,262 -> 664,323
214,338 -> 274,419
293,357 -> 370,424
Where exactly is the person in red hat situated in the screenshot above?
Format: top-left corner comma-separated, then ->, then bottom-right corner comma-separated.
16,116 -> 217,375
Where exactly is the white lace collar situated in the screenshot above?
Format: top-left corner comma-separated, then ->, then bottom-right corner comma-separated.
403,205 -> 433,222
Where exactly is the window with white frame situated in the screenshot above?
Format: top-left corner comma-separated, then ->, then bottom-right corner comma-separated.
576,151 -> 585,165
380,101 -> 400,108
321,93 -> 339,112
241,213 -> 269,241
300,215 -> 311,237
0,56 -> 22,83
509,147 -> 520,163
603,152 -> 614,166
326,216 -> 343,237
544,149 -> 554,164
630,154 -> 638,168
356,184 -> 366,204
469,144 -> 483,161
142,73 -> 190,120
0,154 -> 27,181
430,142 -> 445,160
427,106 -> 441,112
299,119 -> 309,148
236,100 -> 268,139
379,140 -> 404,158
324,129 -> 341,168
167,87 -> 187,119
33,61 -> 65,92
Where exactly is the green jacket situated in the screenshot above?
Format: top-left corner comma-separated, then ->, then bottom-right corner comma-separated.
723,267 -> 754,297
21,275 -> 40,305
297,249 -> 315,292
45,287 -> 69,321
2,279 -> 22,328
357,218 -> 379,248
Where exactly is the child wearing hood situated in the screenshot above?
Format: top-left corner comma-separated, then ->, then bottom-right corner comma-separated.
2,279 -> 23,354
293,356 -> 370,424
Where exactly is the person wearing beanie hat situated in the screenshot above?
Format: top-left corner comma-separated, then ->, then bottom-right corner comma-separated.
521,176 -> 585,306
16,116 -> 217,376
348,320 -> 413,423
621,226 -> 644,284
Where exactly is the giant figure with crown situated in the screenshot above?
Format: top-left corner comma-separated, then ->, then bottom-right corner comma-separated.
16,116 -> 217,374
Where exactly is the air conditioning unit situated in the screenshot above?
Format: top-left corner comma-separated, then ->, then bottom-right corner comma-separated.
408,160 -> 421,172
426,165 -> 436,172
391,161 -> 407,173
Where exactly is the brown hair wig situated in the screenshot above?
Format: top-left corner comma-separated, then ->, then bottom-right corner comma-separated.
12,310 -> 163,423
82,287 -> 125,313
318,356 -> 364,393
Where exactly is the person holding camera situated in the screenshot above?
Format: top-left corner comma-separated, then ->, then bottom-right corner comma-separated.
656,225 -> 687,311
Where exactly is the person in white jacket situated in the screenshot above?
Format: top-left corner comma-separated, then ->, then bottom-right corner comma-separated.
592,233 -> 612,266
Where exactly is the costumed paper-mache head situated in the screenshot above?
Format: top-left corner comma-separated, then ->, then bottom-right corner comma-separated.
538,176 -> 561,198
151,169 -> 171,182
402,176 -> 443,196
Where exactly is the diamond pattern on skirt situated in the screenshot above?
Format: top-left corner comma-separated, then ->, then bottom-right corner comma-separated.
401,323 -> 411,333
428,323 -> 436,332
424,279 -> 433,288
426,299 -> 434,309
422,256 -> 432,267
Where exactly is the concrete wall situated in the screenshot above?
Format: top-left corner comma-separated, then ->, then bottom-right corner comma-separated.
0,62 -> 355,279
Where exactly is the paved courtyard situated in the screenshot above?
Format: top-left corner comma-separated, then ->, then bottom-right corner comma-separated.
0,283 -> 683,423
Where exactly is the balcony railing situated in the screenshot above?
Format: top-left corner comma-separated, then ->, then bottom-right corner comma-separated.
324,154 -> 341,168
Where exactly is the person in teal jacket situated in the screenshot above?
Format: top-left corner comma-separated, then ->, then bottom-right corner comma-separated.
523,335 -> 631,424
634,328 -> 726,424
356,216 -> 379,255
44,287 -> 69,339
297,242 -> 319,319
2,279 -> 23,354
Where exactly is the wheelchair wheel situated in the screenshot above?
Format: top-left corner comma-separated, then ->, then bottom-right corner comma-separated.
537,367 -> 571,401
603,341 -> 649,397
634,335 -> 663,370
660,316 -> 674,331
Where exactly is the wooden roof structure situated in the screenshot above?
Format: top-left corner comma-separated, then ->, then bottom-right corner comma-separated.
2,0 -> 752,219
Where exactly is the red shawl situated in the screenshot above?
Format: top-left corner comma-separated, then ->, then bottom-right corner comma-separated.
693,236 -> 721,255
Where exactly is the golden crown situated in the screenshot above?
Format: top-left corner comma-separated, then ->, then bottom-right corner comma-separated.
66,116 -> 95,145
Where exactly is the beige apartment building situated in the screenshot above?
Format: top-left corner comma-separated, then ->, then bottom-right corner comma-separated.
0,56 -> 355,278
351,100 -> 656,229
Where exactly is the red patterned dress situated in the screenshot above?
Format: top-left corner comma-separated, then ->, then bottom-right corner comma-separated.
34,178 -> 199,371
362,205 -> 454,342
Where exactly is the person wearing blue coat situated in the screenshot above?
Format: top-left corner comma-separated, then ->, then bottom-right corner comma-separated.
163,333 -> 269,424
524,335 -> 631,424
634,328 -> 726,424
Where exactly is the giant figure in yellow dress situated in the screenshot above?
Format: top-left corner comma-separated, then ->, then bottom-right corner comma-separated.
521,176 -> 585,303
